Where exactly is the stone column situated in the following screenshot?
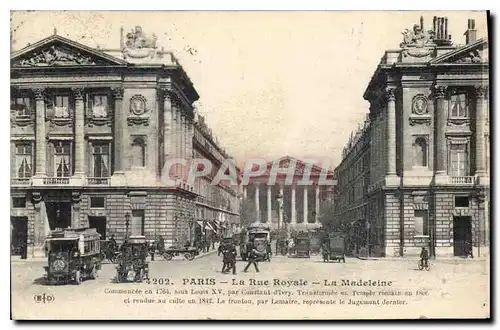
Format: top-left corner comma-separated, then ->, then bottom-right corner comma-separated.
434,86 -> 448,181
255,184 -> 260,222
73,88 -> 85,177
33,89 -> 46,177
112,87 -> 125,173
162,90 -> 174,179
291,184 -> 297,225
267,185 -> 272,224
279,185 -> 284,227
385,87 -> 397,176
173,106 -> 181,178
179,113 -> 185,180
475,85 -> 487,177
315,184 -> 320,223
303,186 -> 308,224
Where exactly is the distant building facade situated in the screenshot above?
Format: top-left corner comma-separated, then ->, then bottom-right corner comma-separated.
242,156 -> 335,232
334,16 -> 490,257
10,27 -> 240,258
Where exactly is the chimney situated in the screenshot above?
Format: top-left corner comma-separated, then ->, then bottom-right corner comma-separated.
433,16 -> 452,46
464,19 -> 477,44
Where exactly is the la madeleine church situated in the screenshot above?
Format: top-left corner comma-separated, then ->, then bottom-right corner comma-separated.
10,27 -> 242,258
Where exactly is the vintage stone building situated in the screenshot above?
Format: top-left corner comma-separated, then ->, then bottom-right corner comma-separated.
10,27 -> 240,257
333,16 -> 490,258
242,156 -> 335,232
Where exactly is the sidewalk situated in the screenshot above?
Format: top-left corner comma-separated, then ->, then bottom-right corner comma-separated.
355,255 -> 489,261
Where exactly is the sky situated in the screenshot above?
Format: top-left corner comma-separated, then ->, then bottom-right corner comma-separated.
10,11 -> 488,169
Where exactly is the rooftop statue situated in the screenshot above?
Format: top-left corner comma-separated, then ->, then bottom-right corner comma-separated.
400,24 -> 435,48
125,26 -> 157,49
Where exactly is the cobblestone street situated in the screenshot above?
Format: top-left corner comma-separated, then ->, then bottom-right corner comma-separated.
11,251 -> 490,320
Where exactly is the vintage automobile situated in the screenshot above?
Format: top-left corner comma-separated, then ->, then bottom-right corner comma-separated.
115,236 -> 149,282
43,227 -> 101,285
323,232 -> 346,263
294,233 -> 311,258
240,223 -> 271,261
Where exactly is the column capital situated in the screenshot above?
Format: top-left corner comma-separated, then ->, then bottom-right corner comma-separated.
384,88 -> 396,102
32,88 -> 45,100
433,85 -> 447,99
474,85 -> 488,99
71,87 -> 85,100
111,87 -> 124,100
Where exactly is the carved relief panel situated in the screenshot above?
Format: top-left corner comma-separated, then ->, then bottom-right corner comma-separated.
127,94 -> 150,126
409,94 -> 432,126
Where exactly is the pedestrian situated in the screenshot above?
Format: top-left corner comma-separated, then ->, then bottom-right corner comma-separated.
157,236 -> 165,254
109,234 -> 118,251
148,241 -> 156,261
222,243 -> 237,275
20,236 -> 27,260
420,246 -> 429,268
243,245 -> 260,273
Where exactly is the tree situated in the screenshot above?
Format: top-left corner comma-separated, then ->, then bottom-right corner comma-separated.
318,201 -> 336,231
240,199 -> 257,228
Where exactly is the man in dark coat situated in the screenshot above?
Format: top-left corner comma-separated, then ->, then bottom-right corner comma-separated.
243,246 -> 260,273
221,243 -> 237,275
157,236 -> 165,254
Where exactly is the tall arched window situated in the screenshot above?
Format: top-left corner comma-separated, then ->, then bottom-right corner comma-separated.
413,137 -> 428,167
131,137 -> 146,167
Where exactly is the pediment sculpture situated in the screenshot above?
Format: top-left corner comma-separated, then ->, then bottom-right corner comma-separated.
454,49 -> 482,63
14,45 -> 97,67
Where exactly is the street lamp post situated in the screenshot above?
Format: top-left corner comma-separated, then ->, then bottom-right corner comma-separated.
276,193 -> 283,256
125,212 -> 130,240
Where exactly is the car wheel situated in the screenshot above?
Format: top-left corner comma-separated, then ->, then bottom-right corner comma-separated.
74,270 -> 82,285
163,253 -> 173,261
184,253 -> 194,261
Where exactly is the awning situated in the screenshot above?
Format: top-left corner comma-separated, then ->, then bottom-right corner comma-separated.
205,222 -> 216,233
211,221 -> 219,230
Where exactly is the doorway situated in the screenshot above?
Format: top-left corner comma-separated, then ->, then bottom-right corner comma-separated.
11,216 -> 28,256
89,216 -> 107,240
453,216 -> 472,256
45,202 -> 72,230
131,210 -> 145,236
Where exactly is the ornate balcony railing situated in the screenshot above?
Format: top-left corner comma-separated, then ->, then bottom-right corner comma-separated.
450,176 -> 475,184
43,177 -> 70,185
11,178 -> 32,186
86,177 -> 110,185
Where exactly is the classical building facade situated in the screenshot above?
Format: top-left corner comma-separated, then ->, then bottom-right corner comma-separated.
242,156 -> 334,232
10,27 -> 240,257
333,16 -> 490,258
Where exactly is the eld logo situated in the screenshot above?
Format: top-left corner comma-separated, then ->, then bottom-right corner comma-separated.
33,293 -> 55,304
